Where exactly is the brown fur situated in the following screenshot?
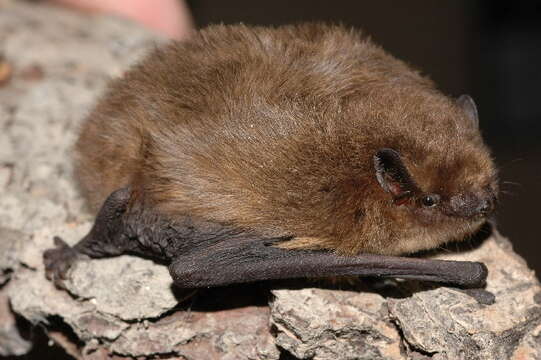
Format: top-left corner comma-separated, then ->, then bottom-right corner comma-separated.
74,23 -> 498,256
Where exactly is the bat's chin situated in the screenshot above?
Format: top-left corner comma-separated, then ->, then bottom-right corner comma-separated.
377,217 -> 487,256
459,216 -> 487,234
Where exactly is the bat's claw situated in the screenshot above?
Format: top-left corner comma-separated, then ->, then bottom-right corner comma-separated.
43,236 -> 81,289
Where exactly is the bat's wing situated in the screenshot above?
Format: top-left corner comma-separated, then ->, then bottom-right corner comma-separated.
168,234 -> 487,288
44,187 -> 488,290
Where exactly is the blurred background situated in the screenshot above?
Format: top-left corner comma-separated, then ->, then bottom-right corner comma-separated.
184,0 -> 541,274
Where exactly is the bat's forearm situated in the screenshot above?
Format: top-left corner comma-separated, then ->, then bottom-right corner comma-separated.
169,241 -> 488,288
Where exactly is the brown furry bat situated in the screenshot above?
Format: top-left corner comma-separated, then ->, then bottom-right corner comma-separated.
44,23 -> 498,289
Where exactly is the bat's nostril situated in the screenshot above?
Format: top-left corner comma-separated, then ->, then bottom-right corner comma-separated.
478,199 -> 492,215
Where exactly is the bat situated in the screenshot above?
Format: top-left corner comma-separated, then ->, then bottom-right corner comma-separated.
43,23 -> 498,290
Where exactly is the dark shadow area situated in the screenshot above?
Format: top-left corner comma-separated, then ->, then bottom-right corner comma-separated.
176,282 -> 271,312
2,278 -> 73,360
4,314 -> 75,360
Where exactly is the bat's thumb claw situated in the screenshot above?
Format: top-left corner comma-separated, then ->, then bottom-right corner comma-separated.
53,236 -> 69,247
43,236 -> 80,290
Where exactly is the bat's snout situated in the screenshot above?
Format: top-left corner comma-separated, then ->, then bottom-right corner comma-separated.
449,191 -> 496,219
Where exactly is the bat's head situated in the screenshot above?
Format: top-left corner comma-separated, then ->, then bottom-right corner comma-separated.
371,95 -> 498,255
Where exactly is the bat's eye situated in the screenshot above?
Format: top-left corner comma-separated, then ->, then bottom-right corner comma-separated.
421,194 -> 440,207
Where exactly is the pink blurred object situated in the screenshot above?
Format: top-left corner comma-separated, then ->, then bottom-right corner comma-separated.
51,0 -> 193,40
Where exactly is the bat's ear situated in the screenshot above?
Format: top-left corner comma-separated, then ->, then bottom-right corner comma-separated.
456,94 -> 479,129
374,148 -> 418,205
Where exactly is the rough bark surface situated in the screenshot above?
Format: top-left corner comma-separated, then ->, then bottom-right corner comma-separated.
270,233 -> 541,360
1,1 -> 540,359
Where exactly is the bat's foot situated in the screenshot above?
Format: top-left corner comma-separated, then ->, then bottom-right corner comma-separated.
43,236 -> 83,289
